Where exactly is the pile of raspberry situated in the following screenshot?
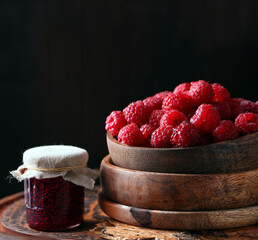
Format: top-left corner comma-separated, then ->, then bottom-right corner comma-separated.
105,80 -> 258,148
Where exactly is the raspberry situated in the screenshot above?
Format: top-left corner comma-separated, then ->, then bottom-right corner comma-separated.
230,98 -> 244,119
154,91 -> 171,101
235,112 -> 258,134
190,104 -> 220,134
173,82 -> 190,94
189,80 -> 214,106
253,101 -> 258,113
162,92 -> 193,114
140,124 -> 153,147
149,110 -> 165,129
235,98 -> 255,112
123,100 -> 149,126
105,111 -> 127,137
171,121 -> 200,148
151,125 -> 173,148
143,96 -> 162,113
211,102 -> 232,120
212,83 -> 231,102
140,124 -> 155,140
160,110 -> 188,127
213,120 -> 239,142
118,123 -> 144,146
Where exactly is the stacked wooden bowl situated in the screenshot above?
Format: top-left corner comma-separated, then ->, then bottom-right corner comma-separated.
98,131 -> 258,230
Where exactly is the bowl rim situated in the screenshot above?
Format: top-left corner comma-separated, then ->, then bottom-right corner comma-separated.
102,154 -> 258,177
107,131 -> 258,151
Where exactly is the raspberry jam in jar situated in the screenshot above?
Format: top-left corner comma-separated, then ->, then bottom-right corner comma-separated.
24,177 -> 84,231
10,145 -> 98,232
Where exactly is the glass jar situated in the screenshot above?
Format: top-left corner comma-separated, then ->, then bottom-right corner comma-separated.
24,176 -> 84,231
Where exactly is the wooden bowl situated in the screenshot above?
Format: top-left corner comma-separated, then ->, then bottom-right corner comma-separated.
98,190 -> 258,230
107,131 -> 258,174
100,155 -> 258,211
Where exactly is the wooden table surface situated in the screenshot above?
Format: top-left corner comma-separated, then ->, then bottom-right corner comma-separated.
0,187 -> 257,240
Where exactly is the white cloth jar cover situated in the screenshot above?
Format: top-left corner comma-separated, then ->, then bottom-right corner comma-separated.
11,145 -> 98,189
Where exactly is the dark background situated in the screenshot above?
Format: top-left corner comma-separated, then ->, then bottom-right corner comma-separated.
0,0 -> 257,198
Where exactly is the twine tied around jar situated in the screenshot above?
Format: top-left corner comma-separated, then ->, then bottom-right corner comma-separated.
24,163 -> 86,172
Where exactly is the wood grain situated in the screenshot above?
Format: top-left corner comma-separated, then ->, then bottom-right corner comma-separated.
1,187 -> 258,239
98,190 -> 258,231
100,155 -> 258,211
107,131 -> 258,174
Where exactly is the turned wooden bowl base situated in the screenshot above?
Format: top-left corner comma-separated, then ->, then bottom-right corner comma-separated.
98,190 -> 258,230
101,155 -> 258,211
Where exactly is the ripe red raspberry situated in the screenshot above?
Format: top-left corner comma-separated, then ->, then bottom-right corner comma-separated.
189,80 -> 214,106
213,120 -> 239,142
190,104 -> 220,134
235,112 -> 258,134
211,102 -> 232,120
230,98 -> 244,119
234,98 -> 256,112
162,92 -> 193,114
154,91 -> 171,101
118,123 -> 144,146
253,101 -> 258,113
151,125 -> 173,148
171,121 -> 200,148
143,96 -> 162,113
173,82 -> 190,94
140,124 -> 155,140
105,111 -> 127,137
212,83 -> 231,102
149,110 -> 165,129
123,100 -> 149,126
160,110 -> 188,127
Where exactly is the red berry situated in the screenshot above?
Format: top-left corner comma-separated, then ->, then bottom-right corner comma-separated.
123,100 -> 149,126
154,91 -> 171,101
105,111 -> 127,136
253,101 -> 258,113
173,82 -> 190,94
190,104 -> 220,134
235,112 -> 258,134
171,121 -> 200,148
140,124 -> 155,140
162,92 -> 193,114
211,102 -> 232,120
235,98 -> 256,112
151,125 -> 173,148
160,110 -> 188,127
189,80 -> 214,106
143,96 -> 162,113
118,123 -> 144,146
230,98 -> 244,119
213,120 -> 239,142
149,110 -> 165,129
212,83 -> 231,102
